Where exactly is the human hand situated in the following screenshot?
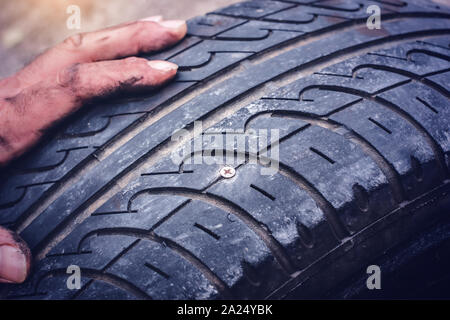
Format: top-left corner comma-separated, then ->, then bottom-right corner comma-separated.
0,16 -> 187,283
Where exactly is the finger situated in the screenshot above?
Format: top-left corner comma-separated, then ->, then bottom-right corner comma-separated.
0,227 -> 31,283
57,58 -> 179,100
16,17 -> 187,87
0,58 -> 178,165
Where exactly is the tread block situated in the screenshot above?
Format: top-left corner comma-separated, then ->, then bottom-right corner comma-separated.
155,200 -> 272,290
378,82 -> 450,153
106,239 -> 220,299
187,15 -> 246,37
212,1 -> 294,18
280,125 -> 388,209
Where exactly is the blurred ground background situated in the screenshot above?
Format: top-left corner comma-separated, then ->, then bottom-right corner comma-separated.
0,0 -> 240,78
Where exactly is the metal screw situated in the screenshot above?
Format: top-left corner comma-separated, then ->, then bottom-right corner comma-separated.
220,166 -> 236,179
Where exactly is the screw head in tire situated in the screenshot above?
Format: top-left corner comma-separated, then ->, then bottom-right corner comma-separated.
220,166 -> 236,178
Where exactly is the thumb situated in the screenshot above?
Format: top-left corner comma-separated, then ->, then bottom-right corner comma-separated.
0,227 -> 31,283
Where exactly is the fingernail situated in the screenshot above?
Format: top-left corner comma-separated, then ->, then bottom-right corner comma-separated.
140,15 -> 163,22
158,20 -> 186,31
148,60 -> 178,72
0,245 -> 27,283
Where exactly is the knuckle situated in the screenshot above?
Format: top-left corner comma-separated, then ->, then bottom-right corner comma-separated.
129,21 -> 153,40
121,57 -> 149,72
57,63 -> 81,89
123,56 -> 147,66
4,91 -> 28,116
135,20 -> 154,30
123,56 -> 139,63
61,33 -> 85,49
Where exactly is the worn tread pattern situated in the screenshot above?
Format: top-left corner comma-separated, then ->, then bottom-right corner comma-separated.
1,0 -> 449,299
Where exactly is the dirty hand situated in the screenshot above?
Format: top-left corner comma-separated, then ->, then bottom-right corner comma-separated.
0,16 -> 187,283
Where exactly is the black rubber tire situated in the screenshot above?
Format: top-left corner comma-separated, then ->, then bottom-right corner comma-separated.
1,0 -> 450,299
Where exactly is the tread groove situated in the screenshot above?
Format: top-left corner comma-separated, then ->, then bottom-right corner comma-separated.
194,222 -> 221,240
250,183 -> 277,200
144,262 -> 171,280
368,117 -> 393,134
416,96 -> 439,114
309,147 -> 336,164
